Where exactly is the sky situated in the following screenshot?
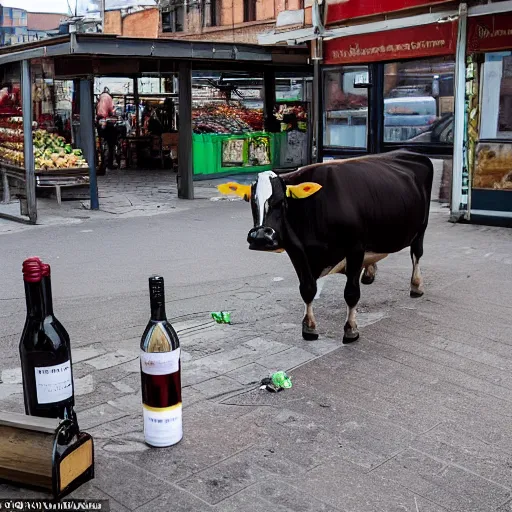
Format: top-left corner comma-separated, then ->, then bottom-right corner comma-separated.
2,0 -> 72,14
0,0 -> 155,14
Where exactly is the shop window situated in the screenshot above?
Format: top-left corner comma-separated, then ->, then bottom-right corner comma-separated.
480,52 -> 512,140
244,0 -> 257,22
474,52 -> 512,191
383,57 -> 455,144
323,67 -> 369,149
161,5 -> 184,33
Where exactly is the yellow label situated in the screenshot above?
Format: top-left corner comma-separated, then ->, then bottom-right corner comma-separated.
143,402 -> 182,413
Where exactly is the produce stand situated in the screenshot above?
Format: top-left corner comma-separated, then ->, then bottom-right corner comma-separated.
193,131 -> 275,178
192,101 -> 276,178
0,116 -> 90,205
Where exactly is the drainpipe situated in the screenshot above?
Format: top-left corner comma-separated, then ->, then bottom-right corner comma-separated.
450,3 -> 468,222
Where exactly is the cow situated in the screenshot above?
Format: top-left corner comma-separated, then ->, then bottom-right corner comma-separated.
218,150 -> 433,344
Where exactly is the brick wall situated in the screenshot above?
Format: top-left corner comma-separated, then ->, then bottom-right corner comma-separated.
104,10 -> 122,35
104,8 -> 159,38
160,20 -> 275,44
122,8 -> 159,38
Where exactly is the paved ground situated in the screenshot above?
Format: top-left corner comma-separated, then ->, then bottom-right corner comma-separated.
0,158 -> 445,235
1,174 -> 512,511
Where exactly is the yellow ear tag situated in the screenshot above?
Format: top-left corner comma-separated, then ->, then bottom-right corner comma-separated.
286,182 -> 322,199
217,182 -> 252,200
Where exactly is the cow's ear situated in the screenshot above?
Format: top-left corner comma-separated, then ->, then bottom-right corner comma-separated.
286,182 -> 322,199
217,182 -> 251,202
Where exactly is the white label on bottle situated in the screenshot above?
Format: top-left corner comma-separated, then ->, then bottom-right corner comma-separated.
143,403 -> 183,447
34,360 -> 73,404
140,348 -> 180,376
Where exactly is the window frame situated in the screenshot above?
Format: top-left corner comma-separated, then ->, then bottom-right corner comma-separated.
161,3 -> 185,33
243,0 -> 257,23
321,56 -> 456,160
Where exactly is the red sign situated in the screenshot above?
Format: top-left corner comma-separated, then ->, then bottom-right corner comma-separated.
326,0 -> 452,26
324,21 -> 457,65
468,14 -> 512,53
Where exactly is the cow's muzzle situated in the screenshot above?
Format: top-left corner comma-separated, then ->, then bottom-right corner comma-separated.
247,226 -> 280,251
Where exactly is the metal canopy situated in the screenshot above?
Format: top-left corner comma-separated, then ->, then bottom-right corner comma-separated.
0,33 -> 308,67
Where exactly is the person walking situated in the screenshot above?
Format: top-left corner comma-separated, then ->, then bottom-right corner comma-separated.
96,87 -> 118,174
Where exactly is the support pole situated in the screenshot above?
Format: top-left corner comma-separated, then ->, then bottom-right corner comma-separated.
79,79 -> 99,210
178,62 -> 193,199
312,41 -> 323,163
451,3 -> 468,222
134,77 -> 140,137
263,67 -> 277,132
21,59 -> 36,224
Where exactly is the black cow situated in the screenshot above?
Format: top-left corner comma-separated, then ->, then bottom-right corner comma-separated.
218,150 -> 433,343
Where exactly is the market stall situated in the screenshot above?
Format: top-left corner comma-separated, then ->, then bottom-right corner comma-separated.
191,72 -> 311,178
0,61 -> 91,222
0,34 -> 309,221
192,101 -> 274,177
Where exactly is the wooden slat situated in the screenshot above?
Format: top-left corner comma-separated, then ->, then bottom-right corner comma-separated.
0,411 -> 59,433
0,425 -> 53,480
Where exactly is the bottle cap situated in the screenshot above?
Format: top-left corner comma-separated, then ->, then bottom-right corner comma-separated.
22,257 -> 42,283
41,263 -> 51,277
149,275 -> 165,303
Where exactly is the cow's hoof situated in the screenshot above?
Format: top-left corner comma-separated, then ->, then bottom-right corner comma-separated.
343,332 -> 360,344
302,320 -> 319,341
410,289 -> 424,298
343,322 -> 359,344
361,273 -> 375,285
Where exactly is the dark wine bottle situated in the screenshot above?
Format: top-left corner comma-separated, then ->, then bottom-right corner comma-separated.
140,275 -> 182,447
19,257 -> 75,419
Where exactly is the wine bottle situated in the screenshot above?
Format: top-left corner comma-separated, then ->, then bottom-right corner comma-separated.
40,262 -> 76,423
19,257 -> 74,419
140,276 -> 182,447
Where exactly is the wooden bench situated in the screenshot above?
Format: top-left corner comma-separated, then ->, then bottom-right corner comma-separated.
1,163 -> 26,204
36,169 -> 90,205
1,164 -> 89,206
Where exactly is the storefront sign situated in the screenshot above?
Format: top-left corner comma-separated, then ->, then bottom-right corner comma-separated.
326,0 -> 452,25
324,21 -> 457,65
468,14 -> 512,53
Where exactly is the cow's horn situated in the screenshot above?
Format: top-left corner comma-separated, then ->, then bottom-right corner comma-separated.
217,182 -> 252,201
286,182 -> 322,199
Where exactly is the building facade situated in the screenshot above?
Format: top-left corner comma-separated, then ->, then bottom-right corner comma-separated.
99,0 -> 311,44
261,0 -> 512,225
0,6 -> 66,45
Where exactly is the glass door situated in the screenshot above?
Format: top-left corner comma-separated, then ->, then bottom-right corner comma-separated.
323,66 -> 370,153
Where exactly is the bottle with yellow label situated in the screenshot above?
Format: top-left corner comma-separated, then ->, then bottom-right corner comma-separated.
140,275 -> 182,447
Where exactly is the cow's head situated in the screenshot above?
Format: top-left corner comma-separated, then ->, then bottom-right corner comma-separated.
217,171 -> 322,251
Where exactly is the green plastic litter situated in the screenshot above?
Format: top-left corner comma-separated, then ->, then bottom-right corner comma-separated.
211,311 -> 231,324
271,371 -> 292,389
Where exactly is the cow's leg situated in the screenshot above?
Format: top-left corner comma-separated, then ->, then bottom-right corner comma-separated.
301,280 -> 318,341
343,250 -> 364,344
361,263 -> 377,285
410,231 -> 425,298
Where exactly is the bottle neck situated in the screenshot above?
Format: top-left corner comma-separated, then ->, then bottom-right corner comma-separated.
41,275 -> 54,316
149,279 -> 167,322
150,300 -> 167,322
24,280 -> 44,320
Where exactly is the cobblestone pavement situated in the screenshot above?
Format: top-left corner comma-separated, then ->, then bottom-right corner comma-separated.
1,174 -> 511,510
0,168 -> 224,235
